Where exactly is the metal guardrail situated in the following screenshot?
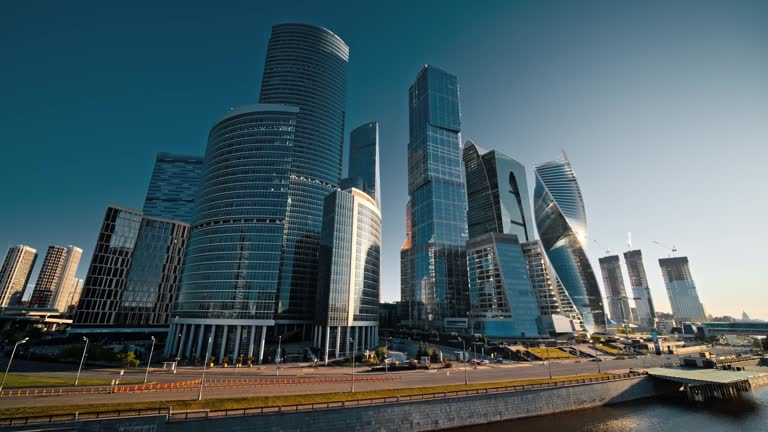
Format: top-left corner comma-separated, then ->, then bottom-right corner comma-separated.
167,372 -> 646,422
0,372 -> 646,427
0,407 -> 169,427
0,375 -> 401,399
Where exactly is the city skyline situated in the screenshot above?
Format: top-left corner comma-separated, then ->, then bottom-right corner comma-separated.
2,1 -> 767,320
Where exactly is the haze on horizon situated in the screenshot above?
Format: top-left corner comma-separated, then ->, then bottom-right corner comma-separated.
1,0 -> 766,320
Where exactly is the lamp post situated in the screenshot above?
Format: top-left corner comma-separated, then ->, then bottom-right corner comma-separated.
75,336 -> 89,385
276,335 -> 282,376
0,337 -> 29,393
198,336 -> 212,401
350,338 -> 357,392
144,336 -> 156,384
174,330 -> 183,372
461,339 -> 468,385
384,338 -> 389,374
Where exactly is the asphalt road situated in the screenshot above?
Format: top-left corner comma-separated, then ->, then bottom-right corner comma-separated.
0,355 -> 680,410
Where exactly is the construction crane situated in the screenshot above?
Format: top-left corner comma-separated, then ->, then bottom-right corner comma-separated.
593,239 -> 610,256
652,241 -> 678,257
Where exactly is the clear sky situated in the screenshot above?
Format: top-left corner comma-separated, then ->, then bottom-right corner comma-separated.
1,1 -> 766,320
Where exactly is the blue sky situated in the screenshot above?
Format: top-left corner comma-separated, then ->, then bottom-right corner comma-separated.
1,1 -> 766,319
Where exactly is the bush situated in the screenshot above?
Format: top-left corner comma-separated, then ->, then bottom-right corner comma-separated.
443,361 -> 453,369
117,351 -> 139,368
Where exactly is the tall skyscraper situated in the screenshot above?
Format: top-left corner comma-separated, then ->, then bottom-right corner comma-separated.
658,256 -> 706,322
534,155 -> 606,334
400,65 -> 469,327
521,240 -> 584,334
462,141 -> 535,242
598,255 -> 632,326
0,245 -> 37,307
314,188 -> 381,361
142,152 -> 204,223
30,245 -> 82,311
170,105 -> 298,362
347,122 -> 381,209
623,249 -> 656,329
466,233 -> 541,337
258,23 -> 349,325
30,246 -> 68,307
74,206 -> 189,329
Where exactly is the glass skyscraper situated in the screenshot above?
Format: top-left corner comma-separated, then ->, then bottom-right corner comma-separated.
659,256 -> 706,322
401,65 -> 469,327
258,23 -> 349,325
624,249 -> 656,329
142,153 -> 204,223
74,206 -> 189,329
521,240 -> 585,334
466,233 -> 542,338
169,105 -> 298,363
347,122 -> 381,209
0,245 -> 37,307
598,255 -> 632,326
463,140 -> 535,242
534,155 -> 606,334
314,188 -> 381,362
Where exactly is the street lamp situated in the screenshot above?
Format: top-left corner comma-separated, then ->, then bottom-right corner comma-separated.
198,336 -> 212,401
384,338 -> 389,374
174,331 -> 183,372
75,336 -> 89,385
144,336 -> 156,384
350,337 -> 357,392
0,337 -> 29,393
276,335 -> 282,376
461,339 -> 468,385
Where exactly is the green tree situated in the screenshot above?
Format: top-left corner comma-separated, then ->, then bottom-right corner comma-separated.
117,351 -> 139,368
375,347 -> 388,360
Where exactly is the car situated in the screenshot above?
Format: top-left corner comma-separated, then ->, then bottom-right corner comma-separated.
470,359 -> 482,365
480,360 -> 490,366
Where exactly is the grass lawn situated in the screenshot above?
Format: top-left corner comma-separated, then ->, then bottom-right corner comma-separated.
0,372 -> 615,419
1,374 -> 143,389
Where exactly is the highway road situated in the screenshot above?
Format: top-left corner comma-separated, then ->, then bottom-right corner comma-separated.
0,355 -> 680,410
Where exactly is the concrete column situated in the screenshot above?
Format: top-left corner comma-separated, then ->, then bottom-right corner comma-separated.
178,324 -> 188,359
247,325 -> 256,360
233,325 -> 242,364
219,325 -> 229,363
196,324 -> 205,359
163,324 -> 176,357
324,326 -> 331,364
184,325 -> 195,359
258,325 -> 267,364
336,326 -> 342,358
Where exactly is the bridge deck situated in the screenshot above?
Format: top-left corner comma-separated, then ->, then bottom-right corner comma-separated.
646,367 -> 765,385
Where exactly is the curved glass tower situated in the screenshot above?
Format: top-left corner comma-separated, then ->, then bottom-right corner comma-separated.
259,23 -> 349,323
534,155 -> 606,334
169,104 -> 298,363
463,140 -> 534,242
348,122 -> 381,208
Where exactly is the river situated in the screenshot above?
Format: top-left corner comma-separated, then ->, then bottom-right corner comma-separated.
454,386 -> 768,432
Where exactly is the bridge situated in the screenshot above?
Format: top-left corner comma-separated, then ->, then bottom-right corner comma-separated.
682,321 -> 768,338
647,367 -> 768,401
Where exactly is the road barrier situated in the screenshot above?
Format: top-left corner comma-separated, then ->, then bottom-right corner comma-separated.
0,375 -> 402,398
0,372 -> 646,427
